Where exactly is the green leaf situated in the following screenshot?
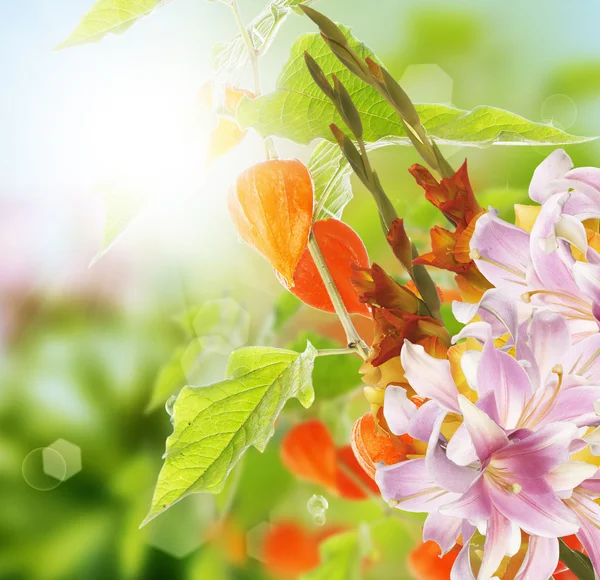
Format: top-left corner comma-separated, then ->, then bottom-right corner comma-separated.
176,298 -> 250,350
310,140 -> 388,220
211,0 -> 315,75
558,539 -> 595,580
237,28 -> 595,147
147,299 -> 251,412
310,141 -> 353,220
146,339 -> 203,413
90,183 -> 146,266
142,342 -> 317,526
287,332 -> 361,399
303,530 -> 361,580
57,0 -> 168,49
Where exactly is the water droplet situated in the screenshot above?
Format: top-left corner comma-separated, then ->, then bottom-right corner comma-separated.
307,494 -> 328,517
165,395 -> 177,417
312,513 -> 326,527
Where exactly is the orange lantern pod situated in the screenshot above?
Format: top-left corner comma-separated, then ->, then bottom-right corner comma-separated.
262,522 -> 320,577
281,218 -> 370,316
351,411 -> 414,480
229,159 -> 314,284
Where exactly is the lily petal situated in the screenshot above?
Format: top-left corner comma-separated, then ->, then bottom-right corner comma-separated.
401,340 -> 459,412
487,477 -> 579,538
422,511 -> 463,556
440,475 -> 493,523
470,210 -> 531,290
383,385 -> 416,436
492,421 -> 578,479
573,493 -> 600,575
476,340 -> 532,430
446,423 -> 478,467
458,395 -> 509,462
514,535 -> 559,580
426,414 -> 478,494
547,461 -> 598,493
375,458 -> 459,513
479,509 -> 513,580
529,149 -> 573,204
529,310 -> 571,384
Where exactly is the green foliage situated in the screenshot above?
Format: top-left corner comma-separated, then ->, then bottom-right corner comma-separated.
142,343 -> 317,525
288,332 -> 362,399
147,299 -> 251,412
211,0 -> 315,75
303,527 -> 362,580
558,539 -> 595,580
237,28 -> 594,147
176,298 -> 251,351
272,291 -> 303,333
310,141 -> 353,220
57,0 -> 168,49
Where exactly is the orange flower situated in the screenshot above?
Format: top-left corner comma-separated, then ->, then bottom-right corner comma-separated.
262,522 -> 321,576
408,541 -> 461,580
229,159 -> 313,284
280,218 -> 370,316
352,263 -> 450,367
409,161 -> 491,301
280,419 -> 377,500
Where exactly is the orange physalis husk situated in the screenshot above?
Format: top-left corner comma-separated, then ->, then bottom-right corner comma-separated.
198,82 -> 254,164
351,411 -> 414,480
408,541 -> 461,580
280,419 -> 376,500
280,419 -> 337,490
409,160 -> 491,302
229,159 -> 313,284
262,522 -> 321,576
280,218 -> 370,316
336,445 -> 379,498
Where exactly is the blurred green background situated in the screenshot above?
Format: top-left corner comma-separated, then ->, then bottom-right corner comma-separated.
1,0 -> 600,578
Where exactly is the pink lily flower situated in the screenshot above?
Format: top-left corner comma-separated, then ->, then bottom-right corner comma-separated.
385,307 -> 600,458
456,149 -> 600,341
377,401 -> 582,579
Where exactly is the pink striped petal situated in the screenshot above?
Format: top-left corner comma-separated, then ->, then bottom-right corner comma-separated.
547,461 -> 597,493
375,458 -> 459,513
529,149 -> 573,203
476,340 -> 532,430
450,542 -> 476,580
423,511 -> 462,555
426,415 -> 478,493
458,395 -> 509,462
401,340 -> 459,412
383,385 -> 416,436
529,310 -> 571,384
492,421 -> 578,479
470,211 -> 531,291
487,477 -> 579,537
514,536 -> 559,580
440,476 -> 493,523
574,494 -> 600,575
479,509 -> 513,580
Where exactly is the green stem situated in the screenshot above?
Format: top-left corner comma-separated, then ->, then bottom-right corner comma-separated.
308,232 -> 369,360
316,347 -> 358,357
227,0 -> 277,159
